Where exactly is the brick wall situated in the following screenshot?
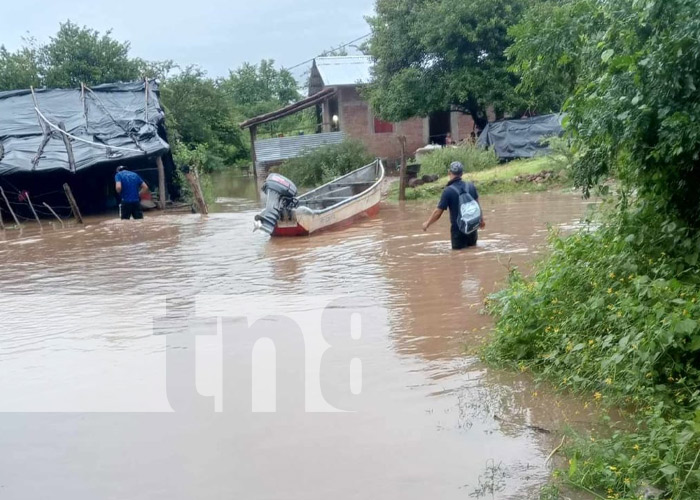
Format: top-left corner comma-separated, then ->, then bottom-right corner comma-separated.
338,87 -> 426,166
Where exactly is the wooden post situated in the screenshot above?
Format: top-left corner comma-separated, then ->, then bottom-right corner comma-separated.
398,136 -> 408,202
58,122 -> 76,173
185,170 -> 209,215
25,193 -> 42,227
249,126 -> 258,181
63,183 -> 83,224
43,202 -> 64,228
156,156 -> 167,210
0,203 -> 4,230
0,186 -> 20,226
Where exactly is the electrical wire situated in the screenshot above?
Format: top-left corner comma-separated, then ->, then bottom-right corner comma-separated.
284,33 -> 372,72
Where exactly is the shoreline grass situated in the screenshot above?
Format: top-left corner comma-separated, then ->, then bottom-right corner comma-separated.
389,155 -> 571,201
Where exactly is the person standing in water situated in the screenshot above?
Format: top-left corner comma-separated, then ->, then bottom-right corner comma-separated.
115,166 -> 148,220
422,161 -> 485,249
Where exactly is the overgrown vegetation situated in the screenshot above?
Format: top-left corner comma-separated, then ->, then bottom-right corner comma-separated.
417,145 -> 498,177
481,1 -> 700,498
278,140 -> 374,187
393,155 -> 569,201
485,205 -> 700,498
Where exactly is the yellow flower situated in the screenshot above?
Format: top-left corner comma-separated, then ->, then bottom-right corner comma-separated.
609,272 -> 616,279
609,465 -> 617,471
589,339 -> 595,345
633,444 -> 640,451
608,288 -> 614,294
594,392 -> 603,401
624,477 -> 631,486
554,327 -> 560,333
605,378 -> 613,385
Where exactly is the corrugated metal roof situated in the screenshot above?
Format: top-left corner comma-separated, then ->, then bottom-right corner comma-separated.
255,132 -> 346,166
314,56 -> 373,87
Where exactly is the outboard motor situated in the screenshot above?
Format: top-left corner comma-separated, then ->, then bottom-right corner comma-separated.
254,173 -> 298,235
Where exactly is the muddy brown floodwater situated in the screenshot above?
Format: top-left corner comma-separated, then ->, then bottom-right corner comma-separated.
0,174 -> 597,499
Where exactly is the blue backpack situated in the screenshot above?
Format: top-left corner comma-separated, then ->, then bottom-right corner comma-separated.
450,183 -> 481,235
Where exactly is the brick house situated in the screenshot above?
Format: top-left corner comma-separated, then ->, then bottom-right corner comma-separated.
241,56 -> 478,177
309,56 -> 477,163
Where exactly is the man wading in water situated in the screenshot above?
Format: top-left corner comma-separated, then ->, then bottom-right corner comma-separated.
115,166 -> 148,220
422,161 -> 485,249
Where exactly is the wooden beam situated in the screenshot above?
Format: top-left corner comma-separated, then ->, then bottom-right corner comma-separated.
156,156 -> 167,210
43,202 -> 64,228
240,88 -> 336,129
249,125 -> 258,181
0,186 -> 20,227
63,183 -> 83,224
25,192 -> 41,227
185,171 -> 208,215
58,122 -> 76,173
398,136 -> 407,202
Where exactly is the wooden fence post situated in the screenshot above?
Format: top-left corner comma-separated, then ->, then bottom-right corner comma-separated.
43,202 -> 64,228
0,186 -> 20,226
398,136 -> 407,202
185,170 -> 209,215
249,126 -> 258,181
63,183 -> 83,224
25,193 -> 41,227
156,156 -> 167,210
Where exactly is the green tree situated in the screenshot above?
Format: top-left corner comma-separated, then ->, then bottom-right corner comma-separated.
41,21 -> 140,87
512,0 -> 700,224
160,66 -> 247,171
221,59 -> 316,138
366,0 -> 531,129
0,44 -> 41,91
506,0 -> 603,113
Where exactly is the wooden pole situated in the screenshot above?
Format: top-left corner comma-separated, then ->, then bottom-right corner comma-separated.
249,126 -> 258,181
43,202 -> 64,228
63,183 -> 83,224
156,156 -> 167,210
58,122 -> 76,173
0,203 -> 4,230
25,193 -> 42,227
185,170 -> 208,215
0,186 -> 20,227
398,136 -> 408,202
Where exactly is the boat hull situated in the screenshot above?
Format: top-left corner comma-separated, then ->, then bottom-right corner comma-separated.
272,161 -> 384,237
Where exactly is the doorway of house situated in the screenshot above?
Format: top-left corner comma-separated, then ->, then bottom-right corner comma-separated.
429,111 -> 451,145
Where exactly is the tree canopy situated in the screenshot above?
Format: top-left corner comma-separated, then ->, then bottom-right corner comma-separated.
509,0 -> 700,224
366,0 -> 531,129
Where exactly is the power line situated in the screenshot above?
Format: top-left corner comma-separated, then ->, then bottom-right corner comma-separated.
284,33 -> 372,72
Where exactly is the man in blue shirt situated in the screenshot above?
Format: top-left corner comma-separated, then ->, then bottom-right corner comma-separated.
115,166 -> 148,220
422,161 -> 485,249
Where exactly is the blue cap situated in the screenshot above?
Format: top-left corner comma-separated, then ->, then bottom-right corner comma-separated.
449,161 -> 464,175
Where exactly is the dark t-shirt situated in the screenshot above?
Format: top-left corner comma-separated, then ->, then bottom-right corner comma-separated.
115,170 -> 144,203
437,178 -> 479,229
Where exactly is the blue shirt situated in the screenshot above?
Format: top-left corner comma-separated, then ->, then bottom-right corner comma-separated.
438,178 -> 479,229
115,171 -> 144,203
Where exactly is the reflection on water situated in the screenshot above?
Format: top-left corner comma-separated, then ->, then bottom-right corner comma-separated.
0,175 -> 596,500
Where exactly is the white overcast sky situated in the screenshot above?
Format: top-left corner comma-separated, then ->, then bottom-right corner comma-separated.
1,0 -> 376,80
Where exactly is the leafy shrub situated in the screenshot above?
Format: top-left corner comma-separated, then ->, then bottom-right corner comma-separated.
484,203 -> 700,498
278,139 -> 374,187
417,144 -> 498,177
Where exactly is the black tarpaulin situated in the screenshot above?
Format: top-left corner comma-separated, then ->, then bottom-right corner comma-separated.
0,80 -> 170,176
478,114 -> 564,160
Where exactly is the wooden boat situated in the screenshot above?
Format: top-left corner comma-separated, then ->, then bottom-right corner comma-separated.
273,160 -> 385,236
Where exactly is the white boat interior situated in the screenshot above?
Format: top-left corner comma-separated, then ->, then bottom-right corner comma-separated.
297,160 -> 383,211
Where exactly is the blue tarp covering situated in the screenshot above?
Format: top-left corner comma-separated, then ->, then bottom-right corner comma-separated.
0,80 -> 169,175
478,114 -> 564,160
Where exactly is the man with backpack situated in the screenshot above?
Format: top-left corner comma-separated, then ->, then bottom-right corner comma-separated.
422,161 -> 485,249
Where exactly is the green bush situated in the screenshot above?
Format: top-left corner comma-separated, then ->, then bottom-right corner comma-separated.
417,144 -> 498,177
484,203 -> 700,499
278,139 -> 374,187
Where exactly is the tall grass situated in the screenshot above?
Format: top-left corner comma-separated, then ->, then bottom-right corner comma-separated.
417,144 -> 499,176
278,140 -> 374,187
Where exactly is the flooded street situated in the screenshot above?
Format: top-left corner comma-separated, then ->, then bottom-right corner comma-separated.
0,175 -> 596,499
